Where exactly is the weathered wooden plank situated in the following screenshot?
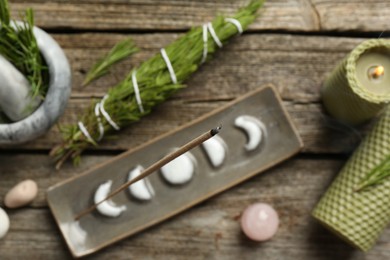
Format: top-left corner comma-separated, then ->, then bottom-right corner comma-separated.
313,0 -> 390,32
0,33 -> 368,153
0,98 -> 366,155
0,158 -> 389,259
1,1 -> 387,259
9,0 -> 319,31
54,33 -> 359,104
9,0 -> 390,32
0,154 -> 111,207
2,155 -> 343,207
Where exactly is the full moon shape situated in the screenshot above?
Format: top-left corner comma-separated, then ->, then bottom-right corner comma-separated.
160,151 -> 196,185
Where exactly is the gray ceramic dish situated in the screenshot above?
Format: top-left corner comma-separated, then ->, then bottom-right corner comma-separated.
0,21 -> 71,144
47,85 -> 303,258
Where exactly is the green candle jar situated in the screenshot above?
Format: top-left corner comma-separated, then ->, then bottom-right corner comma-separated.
322,39 -> 390,125
312,107 -> 390,251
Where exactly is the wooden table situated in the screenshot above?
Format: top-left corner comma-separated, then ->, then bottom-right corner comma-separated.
1,0 -> 390,259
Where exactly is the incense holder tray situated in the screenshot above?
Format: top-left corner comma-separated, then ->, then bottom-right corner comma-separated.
47,85 -> 303,257
0,21 -> 71,144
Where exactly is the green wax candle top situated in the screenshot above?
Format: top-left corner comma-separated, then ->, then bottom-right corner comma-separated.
355,47 -> 390,96
321,39 -> 390,125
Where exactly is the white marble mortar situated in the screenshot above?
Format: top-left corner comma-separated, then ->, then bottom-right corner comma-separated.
0,22 -> 71,144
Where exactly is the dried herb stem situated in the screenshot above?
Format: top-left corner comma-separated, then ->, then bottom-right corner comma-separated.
83,38 -> 139,86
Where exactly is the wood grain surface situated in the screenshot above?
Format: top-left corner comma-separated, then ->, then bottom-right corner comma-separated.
8,0 -> 390,32
0,0 -> 389,259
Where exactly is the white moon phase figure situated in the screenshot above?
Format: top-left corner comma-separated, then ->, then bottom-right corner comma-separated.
128,165 -> 155,201
160,151 -> 196,185
94,180 -> 126,218
201,135 -> 227,167
234,115 -> 265,151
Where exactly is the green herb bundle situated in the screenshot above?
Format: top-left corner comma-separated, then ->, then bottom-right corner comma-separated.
0,0 -> 48,100
51,0 -> 264,168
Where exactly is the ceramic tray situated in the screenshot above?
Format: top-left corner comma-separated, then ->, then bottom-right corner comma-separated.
47,85 -> 303,257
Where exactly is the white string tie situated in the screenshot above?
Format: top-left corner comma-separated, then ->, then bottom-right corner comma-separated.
100,95 -> 120,130
207,22 -> 223,48
201,24 -> 208,63
160,48 -> 177,84
78,121 -> 95,144
131,70 -> 145,113
225,18 -> 243,34
94,103 -> 104,141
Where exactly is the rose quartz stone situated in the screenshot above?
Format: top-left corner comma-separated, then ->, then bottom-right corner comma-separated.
241,203 -> 279,241
4,179 -> 38,208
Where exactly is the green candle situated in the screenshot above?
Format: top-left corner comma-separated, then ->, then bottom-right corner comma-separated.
312,107 -> 390,251
322,39 -> 390,125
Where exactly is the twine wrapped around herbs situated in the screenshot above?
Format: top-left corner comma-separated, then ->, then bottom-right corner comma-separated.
50,0 -> 265,168
312,107 -> 390,251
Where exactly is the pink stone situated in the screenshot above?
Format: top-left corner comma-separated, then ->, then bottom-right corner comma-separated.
241,203 -> 279,241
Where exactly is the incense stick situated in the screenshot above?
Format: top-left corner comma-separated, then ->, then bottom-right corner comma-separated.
75,126 -> 221,220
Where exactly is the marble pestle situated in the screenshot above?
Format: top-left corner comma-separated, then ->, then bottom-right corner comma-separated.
0,22 -> 71,144
0,55 -> 40,121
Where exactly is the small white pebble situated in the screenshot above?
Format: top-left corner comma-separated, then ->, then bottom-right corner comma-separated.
0,207 -> 10,239
5,179 -> 38,208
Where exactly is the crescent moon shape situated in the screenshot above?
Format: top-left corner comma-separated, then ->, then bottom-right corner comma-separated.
234,115 -> 265,151
94,180 -> 127,218
128,165 -> 155,201
201,135 -> 227,167
160,151 -> 196,185
60,221 -> 87,249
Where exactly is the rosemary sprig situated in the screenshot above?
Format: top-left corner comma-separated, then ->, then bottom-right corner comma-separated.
356,155 -> 390,191
0,0 -> 10,25
0,0 -> 48,100
83,38 -> 139,86
51,0 -> 265,169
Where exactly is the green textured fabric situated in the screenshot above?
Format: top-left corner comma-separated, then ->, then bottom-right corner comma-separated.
312,107 -> 390,251
322,39 -> 390,125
